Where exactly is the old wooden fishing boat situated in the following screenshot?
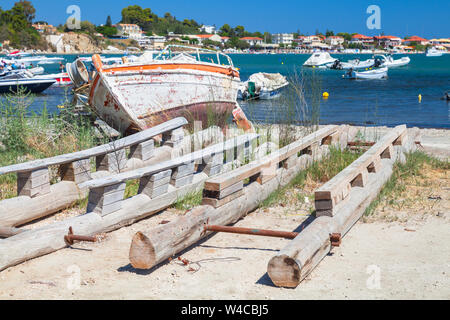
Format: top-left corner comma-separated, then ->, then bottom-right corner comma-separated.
69,45 -> 241,134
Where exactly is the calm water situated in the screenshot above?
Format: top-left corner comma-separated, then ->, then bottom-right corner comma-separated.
2,53 -> 449,128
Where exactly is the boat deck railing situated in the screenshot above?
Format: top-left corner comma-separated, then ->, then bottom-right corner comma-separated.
154,45 -> 235,68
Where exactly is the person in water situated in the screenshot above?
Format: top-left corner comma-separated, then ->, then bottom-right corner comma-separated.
59,62 -> 65,72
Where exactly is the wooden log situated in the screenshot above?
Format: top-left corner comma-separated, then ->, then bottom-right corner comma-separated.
314,125 -> 406,217
0,149 -> 264,272
0,117 -> 187,175
128,147 -> 330,270
0,181 -> 83,227
0,226 -> 26,238
268,154 -> 399,288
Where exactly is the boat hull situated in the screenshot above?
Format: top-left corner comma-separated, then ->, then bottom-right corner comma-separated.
89,63 -> 241,133
0,79 -> 56,94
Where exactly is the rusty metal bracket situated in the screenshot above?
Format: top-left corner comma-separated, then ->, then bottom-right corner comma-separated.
330,233 -> 342,247
64,226 -> 97,246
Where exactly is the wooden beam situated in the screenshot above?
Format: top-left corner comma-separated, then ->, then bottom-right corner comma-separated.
314,125 -> 407,217
128,146 -> 330,270
204,126 -> 338,192
0,117 -> 187,175
79,133 -> 259,190
267,130 -> 418,288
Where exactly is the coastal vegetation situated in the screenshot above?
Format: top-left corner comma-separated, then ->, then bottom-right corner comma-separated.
0,89 -> 98,200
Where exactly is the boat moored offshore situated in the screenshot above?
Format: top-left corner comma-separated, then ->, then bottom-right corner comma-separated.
303,52 -> 337,68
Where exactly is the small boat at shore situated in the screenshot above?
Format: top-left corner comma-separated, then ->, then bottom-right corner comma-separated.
0,70 -> 56,94
303,52 -> 337,68
237,73 -> 289,100
68,45 -> 241,134
328,58 -> 374,70
426,48 -> 446,57
377,55 -> 410,67
343,67 -> 388,80
39,72 -> 72,86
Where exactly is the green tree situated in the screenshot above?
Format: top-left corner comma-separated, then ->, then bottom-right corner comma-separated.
106,15 -> 112,27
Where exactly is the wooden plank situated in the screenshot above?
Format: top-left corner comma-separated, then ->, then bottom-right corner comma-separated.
203,181 -> 244,200
17,168 -> 50,198
204,126 -> 338,192
59,159 -> 91,184
86,182 -> 126,216
171,174 -> 194,188
0,117 -> 187,175
314,125 -> 406,215
129,140 -> 154,161
96,149 -> 127,173
202,189 -> 244,208
79,133 -> 259,189
171,162 -> 195,179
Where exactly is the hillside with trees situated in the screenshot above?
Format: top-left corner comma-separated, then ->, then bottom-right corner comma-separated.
0,0 -> 47,49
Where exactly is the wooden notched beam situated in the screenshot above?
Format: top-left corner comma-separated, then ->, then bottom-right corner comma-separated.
128,127 -> 337,270
268,126 -> 419,288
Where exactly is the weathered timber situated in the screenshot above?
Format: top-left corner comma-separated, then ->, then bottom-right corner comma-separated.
0,173 -> 207,272
203,125 -> 338,192
128,142 -> 331,270
17,168 -> 50,198
79,133 -> 259,190
0,117 -> 187,175
314,125 -> 407,217
0,226 -> 26,238
0,182 -> 83,227
267,129 -> 417,288
0,127 -> 225,228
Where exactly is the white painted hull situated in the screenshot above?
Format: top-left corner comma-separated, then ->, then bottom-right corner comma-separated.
89,62 -> 241,133
344,67 -> 388,80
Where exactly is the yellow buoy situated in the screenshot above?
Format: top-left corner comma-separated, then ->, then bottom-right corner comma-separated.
323,92 -> 329,99
418,94 -> 422,102
57,105 -> 65,109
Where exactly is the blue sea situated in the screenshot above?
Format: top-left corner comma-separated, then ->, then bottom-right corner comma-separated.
2,53 -> 449,128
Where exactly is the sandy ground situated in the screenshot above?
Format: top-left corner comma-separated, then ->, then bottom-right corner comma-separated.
0,127 -> 448,300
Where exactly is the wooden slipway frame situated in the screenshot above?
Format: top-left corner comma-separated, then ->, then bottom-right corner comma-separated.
0,117 -> 258,271
128,124 -> 421,288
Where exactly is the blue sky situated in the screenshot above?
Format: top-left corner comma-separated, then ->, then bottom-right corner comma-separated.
1,0 -> 449,38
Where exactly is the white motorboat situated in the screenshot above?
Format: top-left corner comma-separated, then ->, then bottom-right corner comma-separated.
303,52 -> 337,68
328,58 -> 375,70
377,55 -> 410,67
237,73 -> 289,100
426,48 -> 446,57
343,67 -> 388,80
0,70 -> 56,94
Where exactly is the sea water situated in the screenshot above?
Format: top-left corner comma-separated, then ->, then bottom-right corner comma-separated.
2,53 -> 449,128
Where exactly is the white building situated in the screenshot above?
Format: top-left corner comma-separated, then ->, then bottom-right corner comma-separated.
116,24 -> 143,39
240,37 -> 264,46
326,36 -> 345,47
200,25 -> 216,34
137,35 -> 166,49
272,33 -> 294,45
